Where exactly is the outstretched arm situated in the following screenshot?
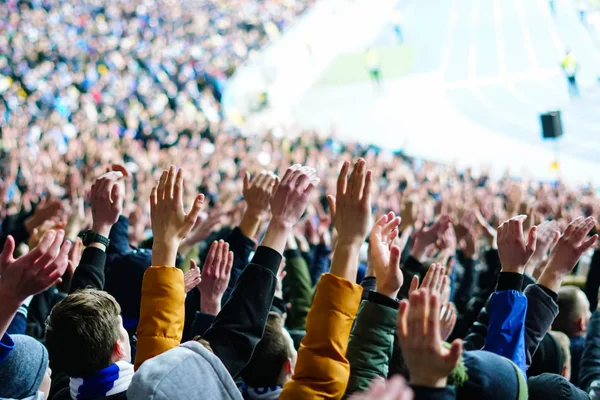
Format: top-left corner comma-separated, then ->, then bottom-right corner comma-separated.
203,165 -> 318,378
281,159 -> 371,399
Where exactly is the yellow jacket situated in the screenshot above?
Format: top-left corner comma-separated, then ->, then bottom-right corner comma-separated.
280,273 -> 363,399
134,266 -> 185,370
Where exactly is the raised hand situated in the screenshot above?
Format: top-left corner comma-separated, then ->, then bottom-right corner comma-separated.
184,262 -> 202,294
328,159 -> 372,247
497,215 -> 537,274
0,229 -> 71,303
91,171 -> 125,237
150,166 -> 204,266
524,220 -> 560,277
454,210 -> 477,243
271,165 -> 319,229
24,197 -> 63,233
261,165 -> 319,254
400,198 -> 418,231
475,209 -> 497,247
411,215 -> 452,262
197,240 -> 234,315
348,375 -> 414,400
538,216 -> 598,292
369,212 -> 403,299
397,289 -> 463,388
243,170 -> 279,217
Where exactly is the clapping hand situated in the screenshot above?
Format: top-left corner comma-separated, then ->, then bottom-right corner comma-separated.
90,171 -> 125,237
197,240 -> 234,315
369,212 -> 403,299
538,216 -> 598,292
0,229 -> 72,303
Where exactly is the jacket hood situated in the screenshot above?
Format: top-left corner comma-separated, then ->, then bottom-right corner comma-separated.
127,341 -> 242,399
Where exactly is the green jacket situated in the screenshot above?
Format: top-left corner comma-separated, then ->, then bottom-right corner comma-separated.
345,293 -> 398,396
284,249 -> 314,331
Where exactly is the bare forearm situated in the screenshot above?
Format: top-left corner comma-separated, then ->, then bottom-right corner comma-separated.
260,220 -> 290,255
330,243 -> 361,282
239,211 -> 263,240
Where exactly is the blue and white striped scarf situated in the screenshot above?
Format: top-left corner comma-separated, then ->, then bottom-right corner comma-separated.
69,361 -> 133,400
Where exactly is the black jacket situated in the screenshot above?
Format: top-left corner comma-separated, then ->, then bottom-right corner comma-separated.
204,245 -> 282,378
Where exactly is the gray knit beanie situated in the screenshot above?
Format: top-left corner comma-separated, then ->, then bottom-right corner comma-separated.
0,334 -> 49,399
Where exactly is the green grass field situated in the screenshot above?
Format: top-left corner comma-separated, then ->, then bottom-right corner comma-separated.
314,46 -> 415,87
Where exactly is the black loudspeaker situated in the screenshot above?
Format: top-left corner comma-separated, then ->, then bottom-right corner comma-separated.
540,111 -> 563,139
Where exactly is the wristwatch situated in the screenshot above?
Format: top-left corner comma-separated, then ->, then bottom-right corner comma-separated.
82,230 -> 110,247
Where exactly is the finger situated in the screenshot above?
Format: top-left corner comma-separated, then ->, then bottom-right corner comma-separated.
272,176 -> 281,195
43,239 -> 72,282
157,170 -> 168,200
428,292 -> 441,341
204,241 -> 218,274
184,194 -> 205,232
382,216 -> 400,237
389,245 -> 402,272
37,229 -> 65,267
29,229 -> 57,260
190,259 -> 197,271
336,161 -> 350,196
350,159 -> 366,198
447,339 -> 464,368
372,214 -> 388,238
409,275 -> 419,295
552,230 -> 560,246
214,240 -> 224,278
166,166 -> 177,199
397,299 -> 409,338
362,169 -> 372,204
225,251 -> 234,278
110,181 -> 122,206
327,195 -> 336,219
281,164 -> 300,185
526,226 -> 537,258
580,234 -> 599,253
575,217 -> 596,244
565,216 -> 583,236
174,168 -> 184,206
220,241 -> 230,272
149,186 -> 158,219
243,171 -> 251,192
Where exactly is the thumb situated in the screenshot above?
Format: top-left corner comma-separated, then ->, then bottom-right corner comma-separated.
327,195 -> 336,219
0,235 -> 16,266
185,195 -> 205,230
552,230 -> 560,246
447,339 -> 463,367
526,226 -> 537,257
389,245 -> 401,269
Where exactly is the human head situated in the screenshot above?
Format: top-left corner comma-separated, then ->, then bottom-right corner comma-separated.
554,286 -> 591,337
0,334 -> 50,399
528,332 -> 566,378
550,331 -> 572,381
241,313 -> 297,387
45,289 -> 131,377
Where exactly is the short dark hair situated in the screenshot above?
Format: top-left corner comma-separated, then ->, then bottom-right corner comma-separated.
241,313 -> 293,387
554,286 -> 586,336
46,289 -> 121,377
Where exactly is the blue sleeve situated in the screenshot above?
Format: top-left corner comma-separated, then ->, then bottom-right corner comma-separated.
6,312 -> 27,335
483,290 -> 528,375
0,333 -> 15,364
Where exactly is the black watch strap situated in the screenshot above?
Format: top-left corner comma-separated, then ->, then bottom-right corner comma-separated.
82,230 -> 110,247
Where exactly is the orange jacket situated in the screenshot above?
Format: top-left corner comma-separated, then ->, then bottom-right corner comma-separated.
134,266 -> 185,370
280,273 -> 363,399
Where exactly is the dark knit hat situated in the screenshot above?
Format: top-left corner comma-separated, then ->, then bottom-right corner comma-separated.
528,373 -> 590,399
457,350 -> 528,400
528,333 -> 564,377
0,334 -> 49,398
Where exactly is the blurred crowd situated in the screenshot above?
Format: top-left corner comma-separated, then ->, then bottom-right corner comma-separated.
0,0 -> 313,143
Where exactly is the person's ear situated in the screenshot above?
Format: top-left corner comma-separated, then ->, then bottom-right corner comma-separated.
578,316 -> 587,332
283,358 -> 293,375
113,340 -> 126,359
